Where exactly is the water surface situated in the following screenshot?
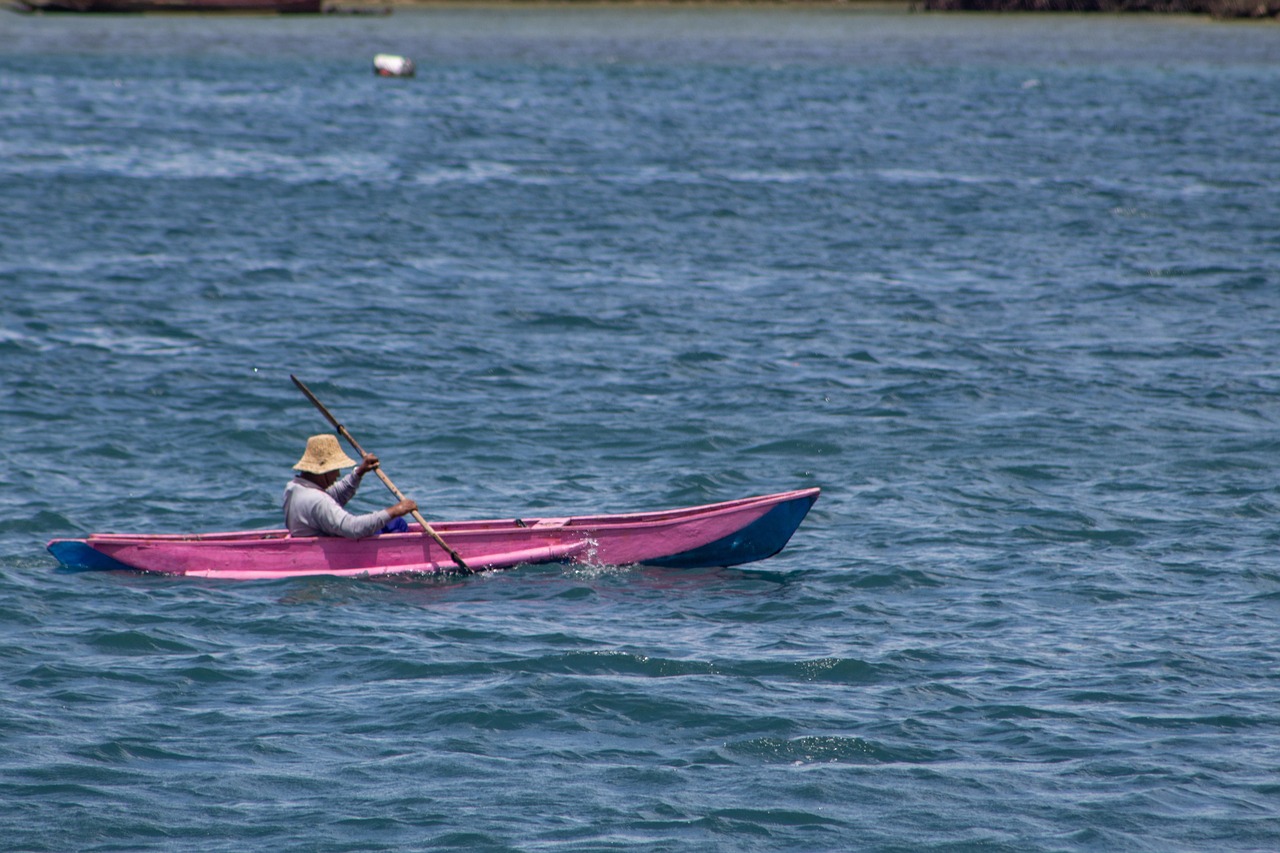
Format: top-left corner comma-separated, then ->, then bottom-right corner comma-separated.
2,8 -> 1279,851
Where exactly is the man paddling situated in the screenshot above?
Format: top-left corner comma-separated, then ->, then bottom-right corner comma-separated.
283,434 -> 417,538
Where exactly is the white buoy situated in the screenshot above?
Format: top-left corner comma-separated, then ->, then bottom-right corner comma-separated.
373,54 -> 415,78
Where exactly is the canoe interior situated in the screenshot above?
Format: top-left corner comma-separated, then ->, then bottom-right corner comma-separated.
79,489 -> 816,544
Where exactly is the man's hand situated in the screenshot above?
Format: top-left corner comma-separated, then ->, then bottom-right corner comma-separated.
355,453 -> 380,477
388,498 -> 418,519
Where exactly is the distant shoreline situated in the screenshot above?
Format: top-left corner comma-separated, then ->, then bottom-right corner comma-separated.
10,0 -> 1279,18
919,0 -> 1278,18
362,0 -> 1277,19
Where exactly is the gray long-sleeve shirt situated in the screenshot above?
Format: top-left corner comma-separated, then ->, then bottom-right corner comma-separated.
282,472 -> 390,539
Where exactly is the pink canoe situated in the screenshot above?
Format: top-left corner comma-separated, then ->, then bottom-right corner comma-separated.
47,488 -> 819,580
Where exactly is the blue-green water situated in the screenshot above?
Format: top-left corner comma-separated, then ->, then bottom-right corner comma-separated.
3,7 -> 1280,850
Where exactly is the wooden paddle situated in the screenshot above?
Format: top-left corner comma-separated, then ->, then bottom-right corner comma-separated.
290,375 -> 470,573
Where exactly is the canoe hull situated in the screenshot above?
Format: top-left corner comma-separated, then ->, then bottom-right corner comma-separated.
47,488 -> 819,579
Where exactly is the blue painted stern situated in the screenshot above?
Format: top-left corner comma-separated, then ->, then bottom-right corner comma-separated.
643,490 -> 819,569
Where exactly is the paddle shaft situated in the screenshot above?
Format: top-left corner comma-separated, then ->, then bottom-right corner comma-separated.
290,375 -> 470,572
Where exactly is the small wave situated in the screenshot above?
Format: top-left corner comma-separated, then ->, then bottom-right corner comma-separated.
62,326 -> 203,357
515,651 -> 718,678
727,735 -> 949,766
73,739 -> 201,765
1123,713 -> 1275,731
0,327 -> 50,353
86,629 -> 198,656
0,141 -> 397,185
1013,524 -> 1146,546
876,167 -> 1024,188
847,569 -> 942,590
430,706 -> 565,732
696,806 -> 846,831
676,657 -> 886,685
0,510 -> 78,537
712,168 -> 815,184
412,161 -> 568,188
520,312 -> 631,333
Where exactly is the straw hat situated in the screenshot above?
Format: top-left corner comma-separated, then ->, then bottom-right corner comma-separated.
293,434 -> 357,474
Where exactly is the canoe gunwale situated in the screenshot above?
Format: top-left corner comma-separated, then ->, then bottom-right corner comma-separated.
77,488 -> 819,545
